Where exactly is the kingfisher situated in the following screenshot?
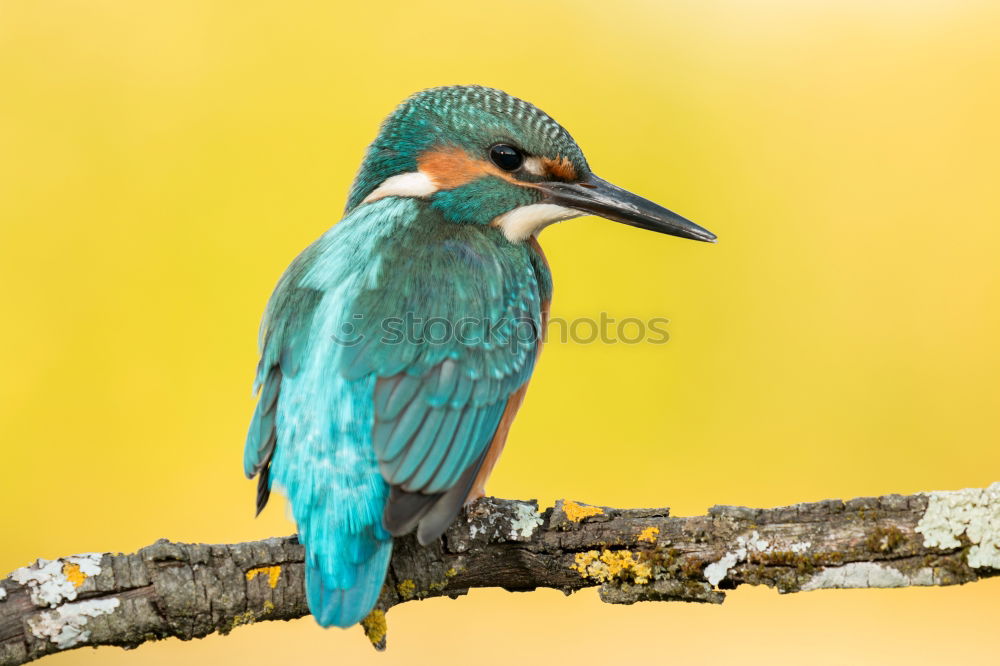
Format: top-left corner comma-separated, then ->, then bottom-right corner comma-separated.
244,85 -> 715,629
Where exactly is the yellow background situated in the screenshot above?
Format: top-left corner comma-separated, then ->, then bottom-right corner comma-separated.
2,1 -> 998,663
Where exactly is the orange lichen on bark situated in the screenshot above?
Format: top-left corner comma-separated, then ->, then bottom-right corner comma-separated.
638,526 -> 660,543
571,549 -> 653,584
62,562 -> 86,588
563,500 -> 604,522
245,565 -> 281,589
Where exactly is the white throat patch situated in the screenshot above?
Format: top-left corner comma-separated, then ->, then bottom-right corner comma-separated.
493,204 -> 581,243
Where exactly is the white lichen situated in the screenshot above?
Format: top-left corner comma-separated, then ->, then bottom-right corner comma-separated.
916,482 -> 1000,569
508,502 -> 543,541
704,548 -> 746,586
11,553 -> 104,608
704,531 -> 763,586
801,563 -> 937,590
27,598 -> 120,649
467,505 -> 504,541
704,532 -> 819,586
0,584 -> 7,601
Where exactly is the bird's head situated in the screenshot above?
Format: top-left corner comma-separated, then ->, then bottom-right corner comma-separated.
346,86 -> 716,244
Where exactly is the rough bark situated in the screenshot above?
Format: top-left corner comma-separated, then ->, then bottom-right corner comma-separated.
2,483 -> 998,664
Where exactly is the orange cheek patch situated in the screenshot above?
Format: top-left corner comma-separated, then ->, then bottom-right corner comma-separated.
542,156 -> 577,181
417,146 -> 497,189
417,145 -> 533,190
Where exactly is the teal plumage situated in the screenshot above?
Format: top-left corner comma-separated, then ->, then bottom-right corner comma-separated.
245,194 -> 551,627
245,197 -> 404,626
245,86 -> 714,630
345,87 -> 586,214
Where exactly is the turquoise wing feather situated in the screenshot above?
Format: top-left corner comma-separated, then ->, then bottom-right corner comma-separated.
340,209 -> 550,544
244,197 -> 552,627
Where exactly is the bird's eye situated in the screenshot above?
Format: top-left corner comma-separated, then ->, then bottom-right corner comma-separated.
489,144 -> 524,171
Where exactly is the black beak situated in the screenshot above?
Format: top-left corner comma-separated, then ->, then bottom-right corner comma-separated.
538,173 -> 716,243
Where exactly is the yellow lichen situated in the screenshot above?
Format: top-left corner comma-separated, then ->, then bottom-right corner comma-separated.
229,601 -> 275,632
445,567 -> 457,577
361,609 -> 387,646
63,562 -> 87,588
571,549 -> 653,584
246,565 -> 281,589
230,609 -> 257,630
637,527 -> 660,543
396,579 -> 416,600
563,500 -> 603,523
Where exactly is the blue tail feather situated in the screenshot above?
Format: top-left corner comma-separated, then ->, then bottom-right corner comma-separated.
306,538 -> 393,628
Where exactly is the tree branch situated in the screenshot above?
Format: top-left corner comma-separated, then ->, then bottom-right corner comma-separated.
3,483 -> 999,664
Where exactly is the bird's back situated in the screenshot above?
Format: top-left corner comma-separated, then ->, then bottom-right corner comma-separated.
245,195 -> 551,626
